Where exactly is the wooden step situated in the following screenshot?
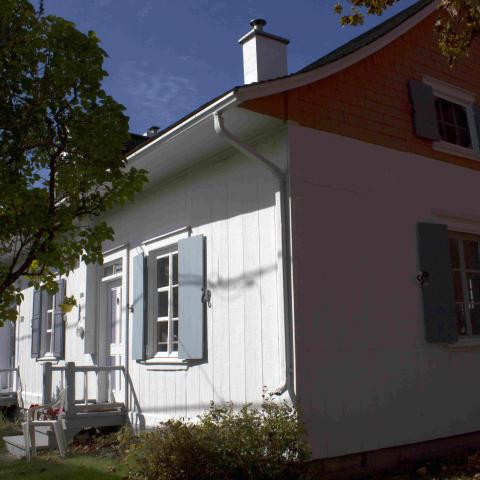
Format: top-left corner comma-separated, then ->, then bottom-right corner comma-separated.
3,434 -> 49,458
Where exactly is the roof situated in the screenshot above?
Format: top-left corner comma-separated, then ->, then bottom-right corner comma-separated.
123,133 -> 147,154
299,0 -> 434,73
127,0 -> 435,158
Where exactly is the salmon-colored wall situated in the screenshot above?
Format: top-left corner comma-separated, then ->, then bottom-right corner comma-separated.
242,13 -> 480,170
242,11 -> 480,459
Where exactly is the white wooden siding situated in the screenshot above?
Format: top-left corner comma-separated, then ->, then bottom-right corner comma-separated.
12,132 -> 288,432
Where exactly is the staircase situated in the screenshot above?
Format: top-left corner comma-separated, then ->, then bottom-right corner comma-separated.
2,362 -> 128,458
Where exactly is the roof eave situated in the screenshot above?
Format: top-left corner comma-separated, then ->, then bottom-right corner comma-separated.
235,0 -> 438,103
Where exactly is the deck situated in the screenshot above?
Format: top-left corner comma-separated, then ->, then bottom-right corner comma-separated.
3,362 -> 128,457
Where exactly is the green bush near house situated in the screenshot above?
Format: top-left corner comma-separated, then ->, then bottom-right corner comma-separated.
123,393 -> 310,480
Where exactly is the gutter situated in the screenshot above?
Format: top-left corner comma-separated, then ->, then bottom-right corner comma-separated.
213,111 -> 296,402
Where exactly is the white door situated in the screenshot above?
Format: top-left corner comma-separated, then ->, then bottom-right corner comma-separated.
102,279 -> 124,402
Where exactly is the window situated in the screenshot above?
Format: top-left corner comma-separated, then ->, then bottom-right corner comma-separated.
410,77 -> 480,160
155,250 -> 179,355
449,232 -> 480,336
103,262 -> 122,278
435,98 -> 472,148
31,279 -> 66,360
44,292 -> 55,355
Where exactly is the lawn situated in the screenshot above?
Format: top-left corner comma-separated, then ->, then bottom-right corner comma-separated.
0,413 -> 128,480
0,453 -> 127,480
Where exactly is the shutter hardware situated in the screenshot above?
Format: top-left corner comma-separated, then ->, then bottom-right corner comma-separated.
417,270 -> 430,287
201,288 -> 212,308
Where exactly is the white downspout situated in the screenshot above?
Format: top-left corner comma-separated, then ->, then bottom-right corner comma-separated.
213,111 -> 295,402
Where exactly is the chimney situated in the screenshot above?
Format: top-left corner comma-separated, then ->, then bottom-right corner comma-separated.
238,19 -> 289,84
144,125 -> 160,137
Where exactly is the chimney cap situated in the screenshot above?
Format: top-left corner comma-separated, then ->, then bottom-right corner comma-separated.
144,125 -> 161,137
238,19 -> 289,45
250,18 -> 267,30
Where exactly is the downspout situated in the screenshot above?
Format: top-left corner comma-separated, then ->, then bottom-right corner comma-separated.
213,111 -> 295,402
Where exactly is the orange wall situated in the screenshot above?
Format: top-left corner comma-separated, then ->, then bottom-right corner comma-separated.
242,13 -> 480,170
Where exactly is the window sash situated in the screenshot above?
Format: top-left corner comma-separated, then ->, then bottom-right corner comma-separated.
450,232 -> 480,336
155,251 -> 178,356
44,293 -> 55,355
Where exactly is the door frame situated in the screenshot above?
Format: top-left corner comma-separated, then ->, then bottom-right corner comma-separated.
96,246 -> 129,406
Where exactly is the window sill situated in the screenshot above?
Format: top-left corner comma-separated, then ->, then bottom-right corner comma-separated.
141,357 -> 188,371
36,356 -> 60,363
433,140 -> 480,162
446,337 -> 480,351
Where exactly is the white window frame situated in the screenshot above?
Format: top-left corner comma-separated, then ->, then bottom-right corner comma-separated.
142,227 -> 190,364
449,231 -> 480,338
423,75 -> 480,161
44,292 -> 55,356
154,249 -> 179,357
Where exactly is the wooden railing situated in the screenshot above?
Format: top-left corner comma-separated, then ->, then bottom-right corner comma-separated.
0,367 -> 20,392
0,367 -> 22,407
42,362 -> 127,418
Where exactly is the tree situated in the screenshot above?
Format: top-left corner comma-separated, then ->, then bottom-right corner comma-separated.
333,0 -> 480,65
0,0 -> 148,324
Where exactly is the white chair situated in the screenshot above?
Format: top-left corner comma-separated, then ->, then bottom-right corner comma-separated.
22,388 -> 67,460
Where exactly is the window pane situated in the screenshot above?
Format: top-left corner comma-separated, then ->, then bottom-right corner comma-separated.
158,291 -> 169,318
444,125 -> 457,144
103,265 -> 114,277
449,238 -> 460,268
173,286 -> 178,318
454,104 -> 469,128
457,128 -> 470,148
47,294 -> 53,310
114,262 -> 122,273
464,240 -> 480,270
455,303 -> 467,335
46,311 -> 53,330
172,253 -> 178,285
442,102 -> 454,124
452,271 -> 463,301
158,343 -> 168,352
45,332 -> 52,351
470,304 -> 480,335
157,321 -> 168,343
173,319 -> 178,342
157,257 -> 169,288
467,272 -> 480,302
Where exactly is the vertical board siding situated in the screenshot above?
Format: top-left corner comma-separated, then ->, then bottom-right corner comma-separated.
14,134 -> 286,426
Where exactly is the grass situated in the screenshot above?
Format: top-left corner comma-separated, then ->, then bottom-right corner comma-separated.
0,453 -> 127,480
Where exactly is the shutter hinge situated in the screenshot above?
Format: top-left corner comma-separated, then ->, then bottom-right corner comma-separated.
201,288 -> 212,308
416,270 -> 429,287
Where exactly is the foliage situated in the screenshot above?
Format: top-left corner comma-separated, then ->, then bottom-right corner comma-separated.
333,0 -> 480,66
0,0 -> 148,324
123,394 -> 310,480
61,295 -> 77,306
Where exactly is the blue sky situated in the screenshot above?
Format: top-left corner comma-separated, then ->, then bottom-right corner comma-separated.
42,0 -> 418,134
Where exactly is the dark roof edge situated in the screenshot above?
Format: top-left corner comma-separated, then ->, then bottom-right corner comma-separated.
299,0 -> 435,73
126,0 -> 435,159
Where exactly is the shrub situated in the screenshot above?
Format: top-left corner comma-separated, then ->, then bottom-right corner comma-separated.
124,393 -> 310,480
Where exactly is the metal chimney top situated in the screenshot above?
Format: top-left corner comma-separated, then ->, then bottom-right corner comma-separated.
250,18 -> 267,31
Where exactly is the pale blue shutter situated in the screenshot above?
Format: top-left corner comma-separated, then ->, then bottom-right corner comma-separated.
408,80 -> 441,141
178,235 -> 205,360
31,289 -> 42,358
132,252 -> 146,360
53,279 -> 66,359
84,263 -> 97,354
417,222 -> 457,343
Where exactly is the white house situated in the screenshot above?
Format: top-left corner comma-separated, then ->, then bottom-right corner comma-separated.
5,0 -> 480,475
